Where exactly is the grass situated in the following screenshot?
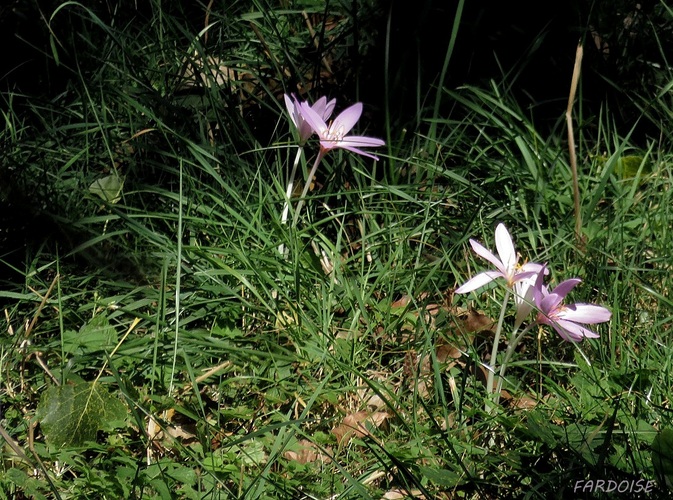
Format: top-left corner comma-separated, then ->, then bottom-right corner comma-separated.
1,1 -> 673,498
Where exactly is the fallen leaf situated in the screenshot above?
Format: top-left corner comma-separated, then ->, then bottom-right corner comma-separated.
283,439 -> 332,464
500,391 -> 538,410
332,411 -> 388,444
382,489 -> 427,499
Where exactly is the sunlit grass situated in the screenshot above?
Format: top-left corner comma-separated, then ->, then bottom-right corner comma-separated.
1,0 -> 673,498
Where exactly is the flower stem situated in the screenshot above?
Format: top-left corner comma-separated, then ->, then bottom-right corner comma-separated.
292,150 -> 324,227
485,288 -> 511,413
278,146 -> 303,257
493,322 -> 536,407
281,146 -> 303,226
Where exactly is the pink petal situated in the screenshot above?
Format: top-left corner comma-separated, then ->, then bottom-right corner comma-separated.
334,136 -> 386,147
511,270 -> 540,283
553,319 -> 600,342
331,145 -> 381,160
468,239 -> 507,276
522,262 -> 546,274
551,278 -> 582,301
539,293 -> 564,315
299,101 -> 328,135
455,270 -> 503,294
514,274 -> 538,327
329,103 -> 363,136
320,136 -> 385,158
558,303 -> 612,324
322,98 -> 337,120
284,94 -> 299,127
311,96 -> 336,121
494,223 -> 516,276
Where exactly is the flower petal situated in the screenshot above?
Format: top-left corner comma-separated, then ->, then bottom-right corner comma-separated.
327,144 -> 381,160
539,292 -> 564,315
311,96 -> 327,114
321,136 -> 386,159
551,278 -> 582,301
533,264 -> 549,305
558,303 -> 612,324
284,94 -> 298,127
511,270 -> 540,283
494,223 -> 516,277
330,136 -> 386,148
330,102 -> 363,136
311,96 -> 336,122
322,98 -> 337,120
552,319 -> 600,342
299,101 -> 328,135
514,274 -> 538,328
455,270 -> 503,294
521,262 -> 546,274
468,239 -> 507,276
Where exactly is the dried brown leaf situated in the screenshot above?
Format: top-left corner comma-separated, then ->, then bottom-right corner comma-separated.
331,411 -> 389,444
461,308 -> 495,335
501,392 -> 538,410
382,489 -> 427,499
283,439 -> 331,464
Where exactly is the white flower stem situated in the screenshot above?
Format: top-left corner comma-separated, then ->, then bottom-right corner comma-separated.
291,151 -> 324,227
281,146 -> 303,226
493,322 -> 536,407
278,146 -> 303,257
485,288 -> 511,413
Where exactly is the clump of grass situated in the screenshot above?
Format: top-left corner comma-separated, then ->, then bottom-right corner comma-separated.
1,0 -> 673,498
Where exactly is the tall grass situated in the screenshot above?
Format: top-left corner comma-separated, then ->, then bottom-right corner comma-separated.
1,0 -> 672,498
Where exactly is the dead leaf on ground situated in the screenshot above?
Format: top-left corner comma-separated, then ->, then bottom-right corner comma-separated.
332,411 -> 389,444
500,390 -> 538,410
283,439 -> 332,464
382,489 -> 428,499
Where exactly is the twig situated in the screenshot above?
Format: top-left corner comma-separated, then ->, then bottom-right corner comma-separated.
566,43 -> 584,242
0,422 -> 32,465
25,274 -> 59,339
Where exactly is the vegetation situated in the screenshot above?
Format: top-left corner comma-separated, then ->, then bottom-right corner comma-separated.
1,0 -> 672,498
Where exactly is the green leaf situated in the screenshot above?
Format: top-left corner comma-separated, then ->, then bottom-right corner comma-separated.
62,314 -> 118,356
652,428 -> 673,490
419,466 -> 460,487
615,155 -> 651,180
89,174 -> 124,203
236,439 -> 267,466
36,382 -> 127,447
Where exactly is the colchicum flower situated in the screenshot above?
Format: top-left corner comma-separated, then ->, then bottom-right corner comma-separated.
534,269 -> 612,342
298,101 -> 385,160
513,271 -> 544,329
455,223 -> 544,295
284,94 -> 336,145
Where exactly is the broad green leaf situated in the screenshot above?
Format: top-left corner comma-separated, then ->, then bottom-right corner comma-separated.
237,439 -> 267,466
89,174 -> 124,203
615,155 -> 651,180
36,382 -> 127,447
652,428 -> 673,490
62,314 -> 118,355
5,468 -> 47,500
419,466 -> 460,487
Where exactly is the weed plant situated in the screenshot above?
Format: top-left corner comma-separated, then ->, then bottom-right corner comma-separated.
1,1 -> 672,499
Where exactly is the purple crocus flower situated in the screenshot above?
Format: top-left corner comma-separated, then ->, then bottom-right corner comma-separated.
284,94 -> 336,145
455,223 -> 544,294
534,269 -> 612,342
298,101 -> 385,160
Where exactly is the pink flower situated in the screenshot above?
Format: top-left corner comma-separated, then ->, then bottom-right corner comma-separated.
455,223 -> 544,294
513,271 -> 543,329
534,270 -> 611,342
298,101 -> 385,160
284,94 -> 336,144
